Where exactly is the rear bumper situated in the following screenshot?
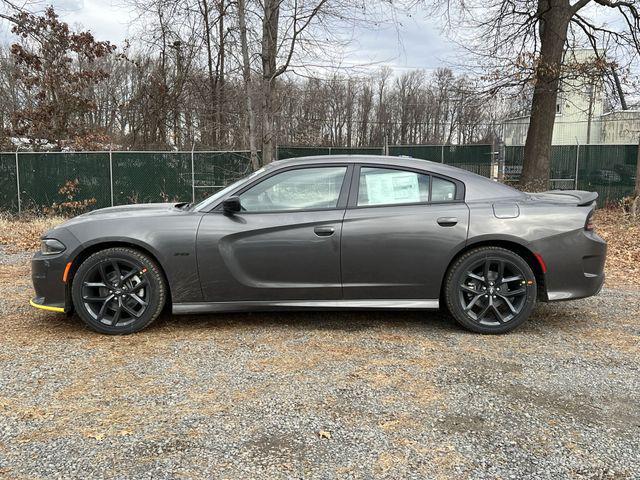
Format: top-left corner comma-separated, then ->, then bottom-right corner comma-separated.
533,229 -> 607,302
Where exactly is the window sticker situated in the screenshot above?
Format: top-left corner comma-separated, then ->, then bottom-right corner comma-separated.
365,171 -> 420,205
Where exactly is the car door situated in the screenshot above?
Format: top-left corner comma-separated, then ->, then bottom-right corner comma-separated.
341,165 -> 469,300
197,164 -> 352,302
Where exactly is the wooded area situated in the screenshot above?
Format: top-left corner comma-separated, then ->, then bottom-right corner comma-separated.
0,6 -> 499,155
0,0 -> 638,190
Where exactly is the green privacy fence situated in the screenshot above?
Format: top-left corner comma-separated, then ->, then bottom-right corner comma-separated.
504,144 -> 638,205
278,144 -> 494,178
277,146 -> 385,159
388,144 -> 493,177
1,151 -> 252,213
0,153 -> 18,212
1,144 -> 636,213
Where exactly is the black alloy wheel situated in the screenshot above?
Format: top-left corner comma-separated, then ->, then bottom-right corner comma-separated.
81,258 -> 149,327
72,247 -> 166,334
458,258 -> 527,325
445,246 -> 537,334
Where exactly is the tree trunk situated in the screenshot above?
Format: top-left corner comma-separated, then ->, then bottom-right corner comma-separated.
201,0 -> 217,147
520,0 -> 571,191
216,0 -> 225,147
237,0 -> 259,170
260,0 -> 279,165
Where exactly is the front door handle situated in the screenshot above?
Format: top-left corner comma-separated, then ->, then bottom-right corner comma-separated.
437,217 -> 458,227
314,226 -> 335,237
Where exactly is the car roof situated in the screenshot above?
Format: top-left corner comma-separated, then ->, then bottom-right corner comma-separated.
270,154 -> 457,174
268,155 -> 525,202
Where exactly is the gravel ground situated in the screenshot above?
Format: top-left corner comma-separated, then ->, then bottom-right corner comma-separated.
0,250 -> 639,480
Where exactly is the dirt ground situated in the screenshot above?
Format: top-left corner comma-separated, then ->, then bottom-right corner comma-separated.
0,211 -> 638,479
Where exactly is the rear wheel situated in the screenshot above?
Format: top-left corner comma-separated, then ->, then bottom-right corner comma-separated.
71,247 -> 166,334
445,246 -> 537,334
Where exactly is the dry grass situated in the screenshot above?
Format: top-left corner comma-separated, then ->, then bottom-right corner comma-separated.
593,208 -> 640,288
0,213 -> 67,253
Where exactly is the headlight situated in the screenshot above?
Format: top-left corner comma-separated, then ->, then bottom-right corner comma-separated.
41,238 -> 66,255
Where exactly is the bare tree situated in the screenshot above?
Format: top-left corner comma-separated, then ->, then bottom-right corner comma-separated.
436,0 -> 640,190
237,0 -> 259,168
0,2 -> 545,154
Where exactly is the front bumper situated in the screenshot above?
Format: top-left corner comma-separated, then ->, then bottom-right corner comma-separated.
534,229 -> 607,302
31,251 -> 70,312
30,297 -> 65,313
30,227 -> 83,313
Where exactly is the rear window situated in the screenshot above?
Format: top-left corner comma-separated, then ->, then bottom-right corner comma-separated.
357,167 -> 430,206
356,167 -> 458,206
431,177 -> 456,202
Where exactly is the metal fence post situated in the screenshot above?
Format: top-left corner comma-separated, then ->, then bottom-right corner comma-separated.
109,148 -> 114,206
574,139 -> 580,190
498,141 -> 506,182
15,147 -> 21,215
441,145 -> 445,163
191,144 -> 196,203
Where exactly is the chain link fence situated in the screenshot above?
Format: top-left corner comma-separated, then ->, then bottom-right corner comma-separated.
278,144 -> 494,178
277,146 -> 385,159
1,151 -> 252,214
0,143 -> 636,213
504,144 -> 638,205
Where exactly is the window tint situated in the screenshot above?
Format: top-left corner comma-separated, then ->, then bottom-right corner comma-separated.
239,166 -> 347,212
357,167 -> 429,206
431,177 -> 456,202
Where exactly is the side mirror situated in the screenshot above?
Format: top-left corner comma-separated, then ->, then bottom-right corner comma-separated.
222,196 -> 242,214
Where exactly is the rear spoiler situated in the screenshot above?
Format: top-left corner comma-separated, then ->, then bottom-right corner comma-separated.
542,190 -> 598,206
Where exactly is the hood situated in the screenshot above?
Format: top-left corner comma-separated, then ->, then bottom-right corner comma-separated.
83,203 -> 181,216
57,203 -> 188,229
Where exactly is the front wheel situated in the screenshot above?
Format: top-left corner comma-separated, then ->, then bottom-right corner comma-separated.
444,246 -> 537,334
71,247 -> 166,334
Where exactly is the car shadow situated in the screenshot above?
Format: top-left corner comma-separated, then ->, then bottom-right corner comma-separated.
42,301 -> 578,337
147,301 -> 580,336
152,308 -> 460,334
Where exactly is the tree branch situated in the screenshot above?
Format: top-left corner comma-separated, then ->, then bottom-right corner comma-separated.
571,0 -> 593,14
272,0 -> 329,79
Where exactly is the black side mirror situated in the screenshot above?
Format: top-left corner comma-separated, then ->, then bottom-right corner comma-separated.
222,196 -> 242,214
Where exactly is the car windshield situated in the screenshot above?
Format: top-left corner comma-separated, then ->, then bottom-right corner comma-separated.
193,167 -> 266,211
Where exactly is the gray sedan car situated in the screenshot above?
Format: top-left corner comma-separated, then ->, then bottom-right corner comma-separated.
31,156 -> 606,334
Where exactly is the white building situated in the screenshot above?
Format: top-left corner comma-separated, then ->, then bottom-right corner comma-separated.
502,49 -> 640,146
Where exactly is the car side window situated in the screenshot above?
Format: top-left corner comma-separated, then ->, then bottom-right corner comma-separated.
357,167 -> 430,207
431,177 -> 457,202
239,166 -> 347,212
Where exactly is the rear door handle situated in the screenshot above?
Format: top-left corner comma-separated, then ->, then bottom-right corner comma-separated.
437,217 -> 458,227
314,226 -> 335,237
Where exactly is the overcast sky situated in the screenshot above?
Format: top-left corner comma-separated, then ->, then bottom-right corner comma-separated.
3,0 -> 633,80
0,0 -> 460,74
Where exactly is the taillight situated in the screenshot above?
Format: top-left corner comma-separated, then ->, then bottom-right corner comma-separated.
585,211 -> 595,231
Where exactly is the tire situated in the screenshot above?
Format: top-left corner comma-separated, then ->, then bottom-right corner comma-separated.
444,246 -> 536,334
71,247 -> 166,334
